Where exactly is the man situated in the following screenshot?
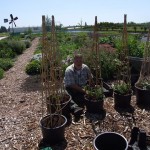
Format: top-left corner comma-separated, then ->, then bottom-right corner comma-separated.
64,53 -> 92,120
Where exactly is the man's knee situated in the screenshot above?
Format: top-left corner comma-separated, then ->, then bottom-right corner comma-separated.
65,87 -> 77,95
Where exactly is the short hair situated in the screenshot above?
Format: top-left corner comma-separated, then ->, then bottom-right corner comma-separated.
73,53 -> 83,60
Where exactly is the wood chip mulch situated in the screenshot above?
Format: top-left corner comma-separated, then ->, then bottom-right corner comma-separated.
0,38 -> 150,150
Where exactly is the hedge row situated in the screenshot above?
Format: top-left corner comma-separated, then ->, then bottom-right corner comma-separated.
0,38 -> 31,79
0,68 -> 4,79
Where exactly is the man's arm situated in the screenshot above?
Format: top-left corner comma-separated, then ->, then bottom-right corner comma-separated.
68,84 -> 86,94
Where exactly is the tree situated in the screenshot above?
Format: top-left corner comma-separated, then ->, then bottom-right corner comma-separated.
133,26 -> 137,32
85,22 -> 87,27
0,26 -> 7,32
27,27 -> 32,35
45,15 -> 52,32
56,23 -> 63,31
78,19 -> 83,28
144,27 -> 147,32
128,21 -> 136,26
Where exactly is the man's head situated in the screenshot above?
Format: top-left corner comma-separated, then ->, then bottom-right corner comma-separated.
73,54 -> 83,70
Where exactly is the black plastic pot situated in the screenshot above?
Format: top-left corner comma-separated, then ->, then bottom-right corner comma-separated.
131,74 -> 140,87
114,91 -> 132,108
93,132 -> 128,150
128,56 -> 143,73
85,96 -> 104,113
135,85 -> 150,106
40,114 -> 67,146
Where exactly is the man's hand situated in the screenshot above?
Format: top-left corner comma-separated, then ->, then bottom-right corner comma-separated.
69,84 -> 87,94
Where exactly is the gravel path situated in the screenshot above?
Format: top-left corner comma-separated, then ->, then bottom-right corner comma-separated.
0,38 -> 42,149
0,37 -> 8,41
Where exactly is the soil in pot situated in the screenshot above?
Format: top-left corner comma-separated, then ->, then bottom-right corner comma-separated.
40,114 -> 67,146
93,132 -> 128,150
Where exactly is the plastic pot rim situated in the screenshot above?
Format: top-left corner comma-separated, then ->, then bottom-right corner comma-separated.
40,114 -> 67,130
93,132 -> 128,150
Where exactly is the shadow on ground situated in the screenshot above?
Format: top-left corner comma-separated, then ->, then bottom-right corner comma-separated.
137,104 -> 150,111
85,109 -> 106,122
21,75 -> 41,92
114,105 -> 135,114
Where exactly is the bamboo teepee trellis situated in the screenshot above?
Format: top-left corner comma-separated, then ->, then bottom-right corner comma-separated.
41,15 -> 65,126
92,16 -> 102,87
136,28 -> 150,88
115,14 -> 131,87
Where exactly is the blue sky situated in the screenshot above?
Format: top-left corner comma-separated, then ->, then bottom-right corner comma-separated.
0,0 -> 150,28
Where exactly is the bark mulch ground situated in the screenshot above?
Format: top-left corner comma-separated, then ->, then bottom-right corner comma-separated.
0,38 -> 150,150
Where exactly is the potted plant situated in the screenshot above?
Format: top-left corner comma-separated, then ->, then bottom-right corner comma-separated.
83,16 -> 105,114
39,15 -> 68,146
112,81 -> 133,108
135,28 -> 150,106
84,84 -> 104,113
40,85 -> 70,146
112,14 -> 133,109
135,80 -> 150,106
40,113 -> 67,146
128,38 -> 145,86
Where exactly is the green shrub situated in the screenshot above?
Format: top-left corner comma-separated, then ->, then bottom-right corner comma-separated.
114,35 -> 144,58
34,44 -> 42,54
136,80 -> 150,90
113,82 -> 131,95
23,39 -> 31,48
20,33 -> 25,38
128,37 -> 144,58
0,40 -> 8,49
0,68 -> 4,79
25,60 -> 41,75
99,36 -> 115,45
34,49 -> 41,54
72,32 -> 91,48
84,85 -> 104,100
25,34 -> 31,40
100,50 -> 118,80
0,48 -> 16,58
59,43 -> 77,58
7,40 -> 26,54
0,58 -> 13,71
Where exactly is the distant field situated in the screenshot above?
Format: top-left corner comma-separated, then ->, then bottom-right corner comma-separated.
0,32 -> 9,37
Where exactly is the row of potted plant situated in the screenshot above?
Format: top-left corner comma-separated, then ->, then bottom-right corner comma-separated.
39,15 -> 150,149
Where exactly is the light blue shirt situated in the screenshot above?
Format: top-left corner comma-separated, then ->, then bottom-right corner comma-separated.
64,64 -> 91,87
